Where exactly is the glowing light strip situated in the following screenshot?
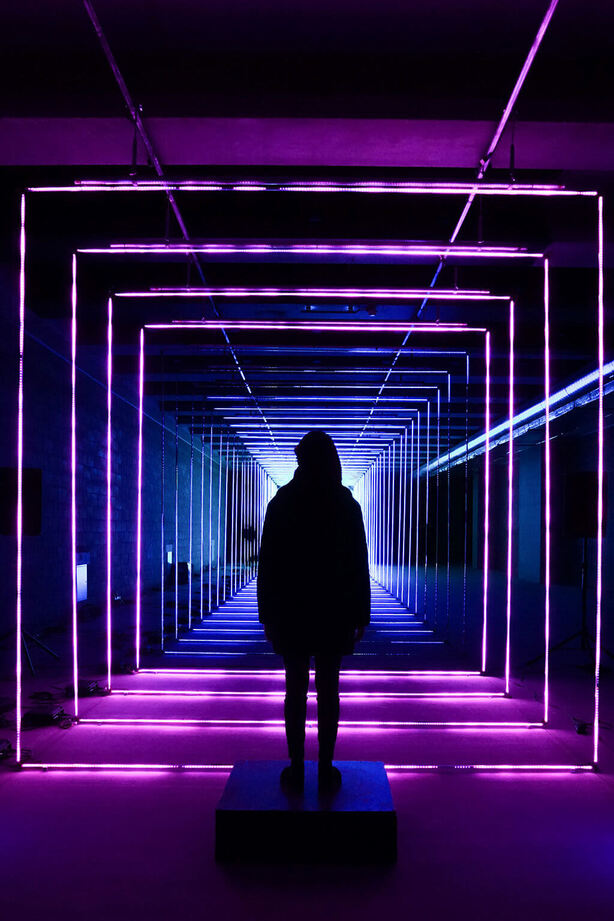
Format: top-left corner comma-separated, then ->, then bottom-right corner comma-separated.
426,359 -> 614,471
84,242 -> 542,258
106,297 -> 113,689
79,717 -> 542,729
20,762 -> 594,773
137,668 -> 482,677
135,329 -> 144,669
594,196 -> 605,765
481,332 -> 491,673
544,262 -> 551,722
20,763 -> 594,773
29,179 -> 597,196
505,302 -> 515,695
71,254 -> 79,720
110,689 -> 506,699
15,194 -> 25,763
127,287 -> 502,301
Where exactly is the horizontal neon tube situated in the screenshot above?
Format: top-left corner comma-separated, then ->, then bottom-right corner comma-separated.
79,718 -> 542,729
127,287 -> 502,301
144,320 -> 487,333
19,763 -> 595,773
30,179 -> 596,196
136,668 -> 483,677
109,689 -> 506,699
21,762 -> 233,771
82,242 -> 542,258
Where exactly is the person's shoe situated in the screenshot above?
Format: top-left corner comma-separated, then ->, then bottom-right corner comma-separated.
280,762 -> 304,794
318,762 -> 342,793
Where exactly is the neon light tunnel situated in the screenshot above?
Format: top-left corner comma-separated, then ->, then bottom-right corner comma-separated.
14,180 -> 607,773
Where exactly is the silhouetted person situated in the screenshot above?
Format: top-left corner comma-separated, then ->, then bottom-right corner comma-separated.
257,430 -> 370,793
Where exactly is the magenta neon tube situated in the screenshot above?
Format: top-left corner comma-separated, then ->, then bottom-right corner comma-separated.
106,296 -> 113,688
594,196 -> 605,765
543,263 -> 551,721
200,432 -> 204,618
85,242 -> 542,258
481,332 -> 491,673
15,194 -> 25,762
208,424 -> 213,614
135,328 -> 145,670
505,302 -> 515,696
31,178 -> 596,195
129,287 -> 500,301
71,254 -> 79,718
188,425 -> 194,629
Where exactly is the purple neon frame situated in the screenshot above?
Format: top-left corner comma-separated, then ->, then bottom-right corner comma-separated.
56,290 -> 518,739
15,182 -> 604,773
79,241 -> 544,678
138,319 -> 507,730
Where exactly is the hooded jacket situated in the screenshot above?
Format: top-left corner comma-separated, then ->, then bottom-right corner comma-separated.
257,433 -> 370,656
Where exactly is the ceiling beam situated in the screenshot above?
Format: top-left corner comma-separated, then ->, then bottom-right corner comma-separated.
3,117 -> 614,170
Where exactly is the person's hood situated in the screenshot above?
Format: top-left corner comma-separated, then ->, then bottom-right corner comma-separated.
293,430 -> 342,488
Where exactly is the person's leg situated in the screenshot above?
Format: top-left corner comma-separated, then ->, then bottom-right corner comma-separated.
314,653 -> 342,787
281,654 -> 310,788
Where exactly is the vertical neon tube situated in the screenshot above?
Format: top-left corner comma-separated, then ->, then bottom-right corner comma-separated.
16,194 -> 25,762
463,357 -> 469,637
593,197 -> 604,765
238,459 -> 243,589
434,390 -> 440,625
543,262 -> 551,720
200,431 -> 204,618
71,254 -> 79,718
387,446 -> 392,591
379,453 -> 383,585
390,440 -> 398,594
135,328 -> 144,670
424,401 -> 430,618
446,375 -> 451,628
161,404 -> 166,649
208,424 -> 213,613
401,428 -> 408,606
223,437 -> 230,600
216,432 -> 222,608
106,297 -> 113,688
174,411 -> 179,636
481,332 -> 491,673
230,444 -> 236,595
415,413 -> 420,613
407,419 -> 414,610
505,301 -> 515,696
188,424 -> 193,629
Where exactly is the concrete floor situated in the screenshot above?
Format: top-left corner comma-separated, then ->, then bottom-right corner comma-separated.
2,582 -> 613,920
2,764 -> 614,920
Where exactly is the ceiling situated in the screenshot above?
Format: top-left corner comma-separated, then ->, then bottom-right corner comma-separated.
5,0 -> 612,484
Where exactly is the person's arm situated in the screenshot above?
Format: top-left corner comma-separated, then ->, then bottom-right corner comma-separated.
351,500 -> 371,634
257,499 -> 280,627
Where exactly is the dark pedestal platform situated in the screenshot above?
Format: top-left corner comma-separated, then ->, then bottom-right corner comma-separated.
215,760 -> 396,864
